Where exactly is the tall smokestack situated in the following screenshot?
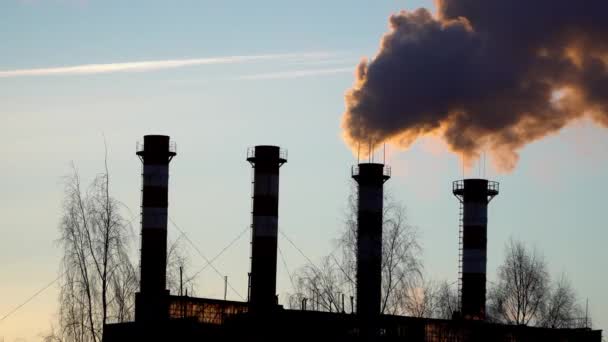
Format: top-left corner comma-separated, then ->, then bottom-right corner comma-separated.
247,145 -> 287,313
352,162 -> 390,320
453,179 -> 498,320
135,135 -> 176,322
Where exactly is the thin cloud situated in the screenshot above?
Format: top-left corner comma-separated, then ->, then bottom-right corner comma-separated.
238,67 -> 352,80
282,57 -> 359,67
0,52 -> 335,78
18,0 -> 89,7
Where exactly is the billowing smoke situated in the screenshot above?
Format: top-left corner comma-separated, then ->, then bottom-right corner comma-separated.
342,0 -> 608,171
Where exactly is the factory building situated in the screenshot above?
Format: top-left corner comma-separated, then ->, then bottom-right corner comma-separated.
102,135 -> 602,342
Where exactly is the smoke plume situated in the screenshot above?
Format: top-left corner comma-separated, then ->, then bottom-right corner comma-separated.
342,0 -> 608,171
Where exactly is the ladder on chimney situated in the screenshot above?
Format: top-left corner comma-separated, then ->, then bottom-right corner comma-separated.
457,200 -> 464,312
138,169 -> 144,271
248,169 -> 255,302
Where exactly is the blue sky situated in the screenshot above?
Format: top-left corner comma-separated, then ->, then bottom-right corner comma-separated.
1,1 -> 607,340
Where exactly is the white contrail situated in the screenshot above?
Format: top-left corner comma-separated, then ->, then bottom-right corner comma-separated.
238,67 -> 352,80
0,52 -> 335,78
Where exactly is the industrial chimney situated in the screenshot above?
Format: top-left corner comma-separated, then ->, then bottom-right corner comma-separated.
247,145 -> 287,313
453,179 -> 499,320
352,162 -> 390,320
135,135 -> 176,322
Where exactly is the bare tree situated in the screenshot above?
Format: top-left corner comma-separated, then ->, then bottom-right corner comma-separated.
289,257 -> 344,312
487,239 -> 549,325
42,324 -> 64,342
109,257 -> 138,324
288,183 -> 423,316
56,160 -> 137,342
433,280 -> 459,319
394,278 -> 438,317
48,147 -> 195,342
538,274 -> 587,329
388,278 -> 458,319
381,202 -> 423,314
166,235 -> 197,297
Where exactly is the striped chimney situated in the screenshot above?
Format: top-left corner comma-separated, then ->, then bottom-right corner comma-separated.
453,179 -> 499,320
352,163 -> 390,320
135,135 -> 176,322
247,145 -> 287,313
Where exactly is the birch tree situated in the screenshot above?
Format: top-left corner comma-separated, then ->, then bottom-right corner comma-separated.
288,184 -> 423,315
487,239 -> 549,325
56,161 -> 136,342
538,274 -> 587,328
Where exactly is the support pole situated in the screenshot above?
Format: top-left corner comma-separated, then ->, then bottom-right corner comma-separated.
224,276 -> 228,301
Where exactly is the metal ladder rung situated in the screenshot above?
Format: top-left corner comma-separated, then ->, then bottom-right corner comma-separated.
457,201 -> 464,310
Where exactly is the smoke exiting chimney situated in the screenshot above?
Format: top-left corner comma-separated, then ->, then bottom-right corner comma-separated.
135,135 -> 176,322
453,179 -> 498,320
352,162 -> 390,320
342,0 -> 608,171
247,146 -> 287,313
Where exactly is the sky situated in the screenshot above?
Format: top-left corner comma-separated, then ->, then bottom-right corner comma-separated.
1,0 -> 607,340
